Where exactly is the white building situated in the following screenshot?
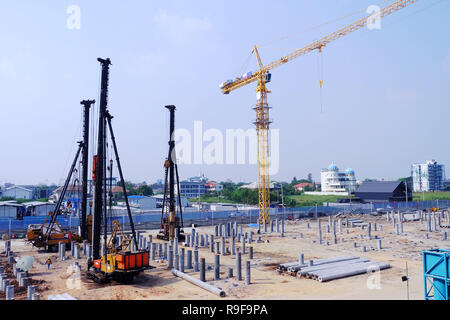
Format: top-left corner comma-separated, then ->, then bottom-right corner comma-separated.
128,196 -> 157,210
23,202 -> 56,216
0,202 -> 21,218
412,160 -> 445,192
240,182 -> 280,190
153,194 -> 190,208
320,163 -> 357,194
2,186 -> 33,200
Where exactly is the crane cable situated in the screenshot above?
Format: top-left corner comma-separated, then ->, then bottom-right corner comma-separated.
310,0 -> 447,113
258,0 -> 393,49
234,1 -> 395,80
108,134 -> 114,233
317,48 -> 324,113
323,0 -> 447,53
235,51 -> 254,79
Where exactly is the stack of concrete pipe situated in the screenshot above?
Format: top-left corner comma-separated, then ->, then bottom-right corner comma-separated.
297,258 -> 371,277
278,261 -> 300,272
277,255 -> 390,283
314,262 -> 390,282
284,256 -> 360,273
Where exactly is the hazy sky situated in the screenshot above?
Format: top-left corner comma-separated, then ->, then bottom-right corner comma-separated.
0,0 -> 449,186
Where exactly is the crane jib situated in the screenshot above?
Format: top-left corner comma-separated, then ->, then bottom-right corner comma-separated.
220,0 -> 419,223
221,0 -> 418,94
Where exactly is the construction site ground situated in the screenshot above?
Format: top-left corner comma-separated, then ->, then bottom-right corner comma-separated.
1,213 -> 447,300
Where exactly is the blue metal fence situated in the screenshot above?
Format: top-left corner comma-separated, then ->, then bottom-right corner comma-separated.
423,249 -> 450,300
1,199 -> 449,232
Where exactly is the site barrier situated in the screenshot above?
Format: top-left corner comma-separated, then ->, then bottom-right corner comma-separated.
1,199 -> 449,233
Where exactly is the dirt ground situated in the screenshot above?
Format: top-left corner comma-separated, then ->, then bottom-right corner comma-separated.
1,212 -> 448,300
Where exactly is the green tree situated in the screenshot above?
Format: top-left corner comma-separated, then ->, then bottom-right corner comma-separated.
118,180 -> 138,196
220,181 -> 238,199
282,183 -> 295,196
285,198 -> 297,208
137,184 -> 153,196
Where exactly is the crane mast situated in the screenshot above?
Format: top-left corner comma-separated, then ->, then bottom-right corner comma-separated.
220,0 -> 418,224
254,47 -> 272,224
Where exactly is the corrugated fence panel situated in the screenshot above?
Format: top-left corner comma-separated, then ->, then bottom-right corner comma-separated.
1,200 -> 449,231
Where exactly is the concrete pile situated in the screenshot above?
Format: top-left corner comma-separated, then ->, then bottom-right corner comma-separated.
277,255 -> 390,283
279,255 -> 358,273
347,218 -> 364,227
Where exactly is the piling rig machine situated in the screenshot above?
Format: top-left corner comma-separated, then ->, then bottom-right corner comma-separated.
27,99 -> 95,251
86,58 -> 150,284
220,0 -> 419,225
157,105 -> 186,242
27,142 -> 84,251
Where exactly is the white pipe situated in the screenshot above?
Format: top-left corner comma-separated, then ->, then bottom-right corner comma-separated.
290,256 -> 359,273
317,263 -> 390,282
298,259 -> 370,276
309,256 -> 359,266
283,255 -> 358,271
313,261 -> 383,277
288,256 -> 361,272
172,268 -> 226,297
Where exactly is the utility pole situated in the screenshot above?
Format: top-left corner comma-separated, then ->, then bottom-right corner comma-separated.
403,262 -> 410,300
198,184 -> 200,209
80,99 -> 95,240
280,183 -> 285,221
404,181 -> 408,209
349,185 -> 352,212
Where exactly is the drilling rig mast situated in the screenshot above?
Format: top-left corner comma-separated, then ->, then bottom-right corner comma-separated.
80,99 -> 95,241
88,57 -> 149,284
157,105 -> 185,242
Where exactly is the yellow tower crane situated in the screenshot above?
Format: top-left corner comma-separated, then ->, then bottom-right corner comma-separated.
220,0 -> 418,224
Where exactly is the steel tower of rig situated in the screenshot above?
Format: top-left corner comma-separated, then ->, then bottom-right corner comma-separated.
92,57 -> 139,260
157,105 -> 185,242
80,99 -> 95,241
92,58 -> 111,259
